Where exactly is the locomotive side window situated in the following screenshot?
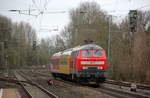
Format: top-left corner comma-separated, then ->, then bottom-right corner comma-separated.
93,50 -> 102,57
71,52 -> 75,57
71,51 -> 78,57
82,50 -> 92,57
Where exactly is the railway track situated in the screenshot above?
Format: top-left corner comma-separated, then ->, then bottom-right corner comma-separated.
22,70 -> 116,98
33,70 -> 150,98
15,78 -> 32,98
94,85 -> 150,98
14,71 -> 58,98
105,79 -> 150,91
34,71 -> 150,91
0,70 -> 34,98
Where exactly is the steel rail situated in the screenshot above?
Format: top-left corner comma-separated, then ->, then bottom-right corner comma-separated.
13,73 -> 33,98
96,86 -> 150,98
105,79 -> 150,90
33,71 -> 150,98
16,79 -> 33,98
18,71 -> 59,98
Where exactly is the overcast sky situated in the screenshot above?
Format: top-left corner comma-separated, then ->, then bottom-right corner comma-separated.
0,0 -> 150,39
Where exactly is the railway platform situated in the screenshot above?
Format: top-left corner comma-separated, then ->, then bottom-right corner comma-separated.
0,88 -> 21,98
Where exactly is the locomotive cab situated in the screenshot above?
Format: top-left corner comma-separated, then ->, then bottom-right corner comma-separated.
71,44 -> 107,83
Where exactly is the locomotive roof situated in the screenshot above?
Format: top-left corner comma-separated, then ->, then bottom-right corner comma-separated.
73,44 -> 103,51
53,52 -> 62,56
52,44 -> 103,56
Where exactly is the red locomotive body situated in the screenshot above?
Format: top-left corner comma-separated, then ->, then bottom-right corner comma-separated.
51,44 -> 107,84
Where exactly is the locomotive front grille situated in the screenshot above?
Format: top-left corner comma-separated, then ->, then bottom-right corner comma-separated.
77,68 -> 105,78
87,67 -> 97,70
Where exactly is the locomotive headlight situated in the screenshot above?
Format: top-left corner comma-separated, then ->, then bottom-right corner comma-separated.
97,66 -> 103,69
83,66 -> 88,70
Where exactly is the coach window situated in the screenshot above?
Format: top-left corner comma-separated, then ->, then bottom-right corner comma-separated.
76,51 -> 79,57
71,52 -> 75,57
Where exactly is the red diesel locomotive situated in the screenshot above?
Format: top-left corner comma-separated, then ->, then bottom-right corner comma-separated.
51,44 -> 107,84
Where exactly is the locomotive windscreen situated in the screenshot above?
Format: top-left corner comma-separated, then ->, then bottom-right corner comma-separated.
80,44 -> 102,50
93,50 -> 103,57
81,50 -> 103,57
82,50 -> 92,57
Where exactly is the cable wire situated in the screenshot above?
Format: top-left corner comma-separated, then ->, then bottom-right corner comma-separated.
137,3 -> 150,10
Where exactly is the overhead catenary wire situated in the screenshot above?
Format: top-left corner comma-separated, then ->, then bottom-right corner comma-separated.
137,3 -> 150,10
43,0 -> 50,11
0,0 -> 149,31
32,0 -> 41,12
39,0 -> 50,27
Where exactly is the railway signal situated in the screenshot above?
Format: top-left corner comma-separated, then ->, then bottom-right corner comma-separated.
4,40 -> 8,49
129,10 -> 137,32
33,41 -> 36,50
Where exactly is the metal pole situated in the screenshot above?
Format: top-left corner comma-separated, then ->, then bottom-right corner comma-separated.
1,42 -> 4,68
18,32 -> 21,67
36,47 -> 39,66
5,55 -> 8,76
108,16 -> 112,63
107,15 -> 112,73
4,40 -> 8,76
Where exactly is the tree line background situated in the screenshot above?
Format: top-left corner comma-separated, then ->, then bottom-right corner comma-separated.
0,2 -> 150,84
